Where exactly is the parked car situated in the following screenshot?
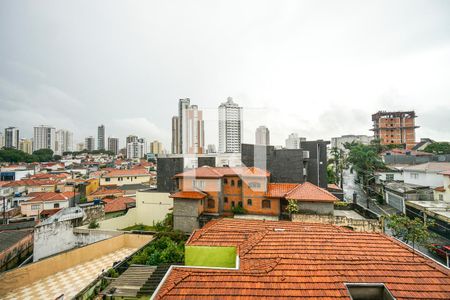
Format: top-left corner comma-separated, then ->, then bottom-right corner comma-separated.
431,244 -> 450,259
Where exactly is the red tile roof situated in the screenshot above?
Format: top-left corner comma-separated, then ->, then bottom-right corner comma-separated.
327,183 -> 342,191
266,183 -> 299,198
4,179 -> 58,187
434,186 -> 446,192
29,173 -> 71,180
103,169 -> 150,177
170,191 -> 207,200
285,182 -> 339,202
154,218 -> 450,299
90,188 -> 124,196
40,208 -> 62,217
174,166 -> 270,178
26,192 -> 77,203
103,197 -> 135,213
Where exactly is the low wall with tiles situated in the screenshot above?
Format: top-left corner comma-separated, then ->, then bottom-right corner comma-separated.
292,214 -> 383,232
0,234 -> 152,295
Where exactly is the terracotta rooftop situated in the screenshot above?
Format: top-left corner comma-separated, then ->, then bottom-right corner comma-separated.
170,191 -> 207,200
434,186 -> 446,192
327,183 -> 342,191
90,189 -> 124,196
4,179 -> 58,187
285,182 -> 339,202
29,173 -> 71,180
266,183 -> 299,198
103,197 -> 135,213
26,192 -> 78,203
154,218 -> 450,299
403,162 -> 450,173
174,166 -> 270,178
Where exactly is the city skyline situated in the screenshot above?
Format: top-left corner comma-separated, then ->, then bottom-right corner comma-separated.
1,1 -> 449,148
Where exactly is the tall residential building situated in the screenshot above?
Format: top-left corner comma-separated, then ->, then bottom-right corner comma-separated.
150,140 -> 163,155
255,125 -> 270,145
4,127 -> 19,149
85,136 -> 95,152
55,129 -> 73,155
371,111 -> 419,149
218,97 -> 243,153
0,132 -> 4,148
33,125 -> 56,152
108,137 -> 119,155
285,133 -> 306,149
126,135 -> 138,144
97,125 -> 105,150
19,139 -> 33,154
171,98 -> 205,154
127,141 -> 145,159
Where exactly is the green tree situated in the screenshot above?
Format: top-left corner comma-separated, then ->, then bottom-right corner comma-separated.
329,147 -> 349,188
286,199 -> 300,220
33,149 -> 54,162
345,142 -> 385,190
387,214 -> 434,258
424,142 -> 450,155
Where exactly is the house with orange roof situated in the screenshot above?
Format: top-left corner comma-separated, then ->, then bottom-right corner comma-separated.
100,168 -> 151,186
4,179 -> 58,193
171,166 -> 338,232
103,196 -> 136,218
20,191 -> 78,217
152,218 -> 450,299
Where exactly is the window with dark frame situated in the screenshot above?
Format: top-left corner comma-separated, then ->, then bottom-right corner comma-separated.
207,199 -> 215,208
262,199 -> 271,209
247,199 -> 252,206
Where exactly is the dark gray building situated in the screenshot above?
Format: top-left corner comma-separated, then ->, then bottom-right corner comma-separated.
241,141 -> 329,188
157,157 -> 184,192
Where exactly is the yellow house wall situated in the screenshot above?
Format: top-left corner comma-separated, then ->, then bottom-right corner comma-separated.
99,175 -> 151,187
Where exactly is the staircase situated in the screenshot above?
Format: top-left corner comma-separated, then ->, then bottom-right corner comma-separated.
137,263 -> 181,297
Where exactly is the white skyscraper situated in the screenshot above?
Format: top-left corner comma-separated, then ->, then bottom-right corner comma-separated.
127,141 -> 145,159
218,97 -> 243,153
108,137 -> 119,155
0,132 -> 4,149
285,133 -> 305,149
85,136 -> 95,152
4,127 -> 19,149
255,126 -> 270,145
55,129 -> 73,155
33,125 -> 56,152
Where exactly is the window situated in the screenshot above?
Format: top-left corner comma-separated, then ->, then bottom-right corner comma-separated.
231,180 -> 235,186
231,201 -> 235,208
31,205 -> 40,210
105,178 -> 111,182
386,174 -> 394,181
249,182 -> 261,188
439,194 -> 444,201
135,176 -> 137,179
224,178 -> 228,184
224,197 -> 228,203
262,200 -> 271,209
207,199 -> 215,208
410,173 -> 419,179
238,201 -> 243,207
238,180 -> 242,187
247,199 -> 252,206
345,283 -> 395,300
193,180 -> 205,189
54,203 -> 60,208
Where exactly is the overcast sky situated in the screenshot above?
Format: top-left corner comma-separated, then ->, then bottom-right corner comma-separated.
1,0 -> 450,149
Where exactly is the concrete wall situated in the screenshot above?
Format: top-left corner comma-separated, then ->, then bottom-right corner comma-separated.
299,202 -> 334,215
404,171 -> 443,188
0,234 -> 152,295
292,214 -> 382,232
173,199 -> 200,233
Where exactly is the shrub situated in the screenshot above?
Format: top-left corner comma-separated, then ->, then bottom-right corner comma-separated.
232,206 -> 246,215
334,201 -> 349,207
88,219 -> 100,229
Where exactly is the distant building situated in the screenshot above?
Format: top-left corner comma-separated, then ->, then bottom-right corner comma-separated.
126,135 -> 138,144
255,126 -> 270,145
127,141 -> 145,159
85,136 -> 95,152
55,129 -> 73,155
33,125 -> 56,152
207,144 -> 216,154
108,137 -> 119,155
285,133 -> 305,149
0,132 -> 4,148
330,134 -> 373,150
412,138 -> 434,151
371,110 -> 419,149
150,140 -> 163,155
19,139 -> 33,154
97,125 -> 105,150
218,97 -> 242,153
171,98 -> 204,154
4,127 -> 19,149
76,142 -> 84,152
